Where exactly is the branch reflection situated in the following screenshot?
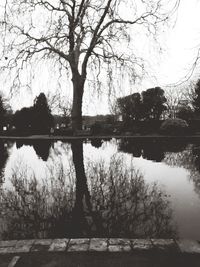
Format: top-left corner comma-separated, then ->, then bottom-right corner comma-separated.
0,140 -> 177,240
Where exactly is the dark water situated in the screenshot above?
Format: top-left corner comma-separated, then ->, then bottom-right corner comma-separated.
0,138 -> 200,240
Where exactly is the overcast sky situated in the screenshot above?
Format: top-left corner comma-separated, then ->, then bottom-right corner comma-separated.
156,0 -> 200,86
1,0 -> 200,115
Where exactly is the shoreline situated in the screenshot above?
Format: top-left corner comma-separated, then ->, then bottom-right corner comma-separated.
1,135 -> 200,140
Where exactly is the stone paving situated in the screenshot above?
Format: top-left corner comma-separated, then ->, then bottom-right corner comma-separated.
0,239 -> 200,255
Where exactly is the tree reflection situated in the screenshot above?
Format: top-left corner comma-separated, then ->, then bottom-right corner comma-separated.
163,143 -> 200,197
90,138 -> 103,148
0,140 -> 177,239
119,138 -> 187,162
16,140 -> 52,161
0,140 -> 9,183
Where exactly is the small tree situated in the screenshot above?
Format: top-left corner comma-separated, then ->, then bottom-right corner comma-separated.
32,93 -> 54,133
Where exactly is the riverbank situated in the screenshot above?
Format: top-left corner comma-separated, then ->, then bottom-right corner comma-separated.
1,134 -> 200,140
1,238 -> 200,267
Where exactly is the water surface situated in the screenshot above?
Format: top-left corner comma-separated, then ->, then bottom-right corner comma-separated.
0,138 -> 200,240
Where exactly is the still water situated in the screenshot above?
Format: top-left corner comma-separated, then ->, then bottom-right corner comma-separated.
0,138 -> 200,240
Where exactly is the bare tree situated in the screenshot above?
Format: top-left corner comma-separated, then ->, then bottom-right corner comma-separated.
1,0 -> 179,131
165,81 -> 196,119
165,86 -> 185,118
46,91 -> 72,117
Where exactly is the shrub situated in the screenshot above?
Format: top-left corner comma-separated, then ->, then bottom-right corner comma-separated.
90,122 -> 102,135
160,118 -> 189,135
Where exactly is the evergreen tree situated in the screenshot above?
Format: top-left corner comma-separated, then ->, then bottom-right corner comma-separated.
32,93 -> 54,134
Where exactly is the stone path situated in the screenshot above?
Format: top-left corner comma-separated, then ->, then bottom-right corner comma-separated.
0,238 -> 200,254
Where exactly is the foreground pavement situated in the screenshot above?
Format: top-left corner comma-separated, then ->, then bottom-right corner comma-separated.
0,238 -> 200,266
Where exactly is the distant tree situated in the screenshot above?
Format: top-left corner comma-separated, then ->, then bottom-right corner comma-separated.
192,79 -> 200,115
117,93 -> 142,124
142,87 -> 167,120
13,107 -> 34,133
32,93 -> 54,134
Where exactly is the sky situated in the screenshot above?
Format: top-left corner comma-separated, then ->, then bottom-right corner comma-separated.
1,0 -> 200,115
155,0 -> 200,86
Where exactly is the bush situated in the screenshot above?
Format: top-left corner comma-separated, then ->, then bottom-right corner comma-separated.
54,128 -> 74,136
160,118 -> 189,135
90,122 -> 103,135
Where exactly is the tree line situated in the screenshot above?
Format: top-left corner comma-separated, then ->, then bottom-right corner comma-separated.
116,79 -> 200,125
1,78 -> 200,135
0,93 -> 54,134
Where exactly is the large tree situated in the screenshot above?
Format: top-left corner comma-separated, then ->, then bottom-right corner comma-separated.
117,93 -> 142,123
142,87 -> 167,120
1,0 -> 179,131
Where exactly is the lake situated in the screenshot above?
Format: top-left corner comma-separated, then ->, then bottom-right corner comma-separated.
0,138 -> 200,240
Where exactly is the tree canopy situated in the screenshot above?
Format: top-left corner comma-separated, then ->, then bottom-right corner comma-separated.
117,87 -> 167,123
117,93 -> 142,124
142,87 -> 167,120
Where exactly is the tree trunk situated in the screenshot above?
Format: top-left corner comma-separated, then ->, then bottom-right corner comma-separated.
71,73 -> 85,131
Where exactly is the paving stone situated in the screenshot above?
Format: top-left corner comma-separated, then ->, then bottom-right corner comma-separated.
89,239 -> 108,252
49,239 -> 69,252
14,240 -> 35,253
0,240 -> 18,248
108,238 -> 130,246
131,239 -> 153,250
151,239 -> 178,252
177,239 -> 200,254
108,239 -> 131,252
108,245 -> 131,252
68,239 -> 90,252
31,239 -> 52,252
0,247 -> 18,254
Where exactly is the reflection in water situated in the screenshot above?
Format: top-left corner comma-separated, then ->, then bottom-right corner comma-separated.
0,140 -> 9,182
16,140 -> 51,161
90,139 -> 103,148
162,143 -> 200,198
0,140 -> 177,240
119,139 -> 200,205
119,139 -> 187,162
192,146 -> 200,172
